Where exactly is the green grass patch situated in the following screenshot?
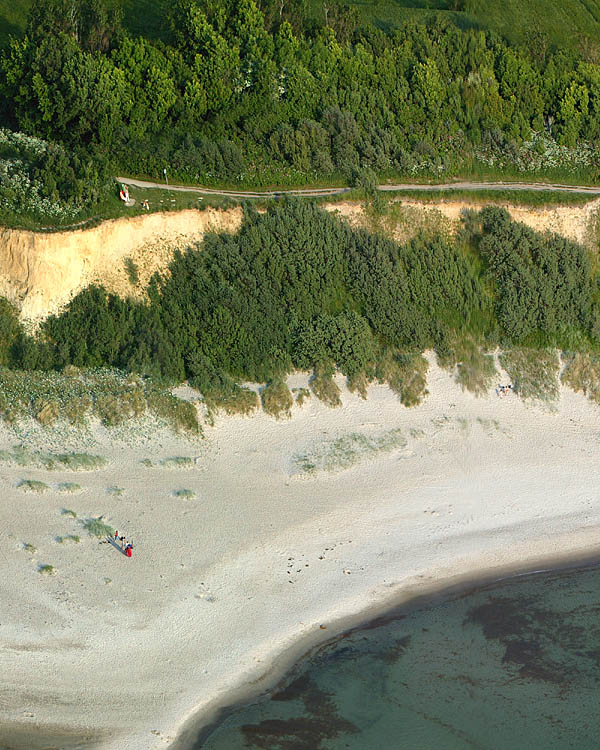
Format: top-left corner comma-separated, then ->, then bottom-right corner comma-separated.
124,257 -> 140,286
499,348 -> 560,401
0,368 -> 200,433
173,488 -> 196,500
82,517 -> 114,538
18,479 -> 49,493
293,429 -> 407,475
58,483 -> 82,494
159,456 -> 194,468
0,445 -> 106,471
56,535 -> 80,544
261,379 -> 294,419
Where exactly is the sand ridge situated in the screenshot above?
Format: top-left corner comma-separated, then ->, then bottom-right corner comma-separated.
1,357 -> 600,749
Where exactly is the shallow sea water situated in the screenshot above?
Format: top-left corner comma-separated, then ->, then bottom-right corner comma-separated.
196,564 -> 600,750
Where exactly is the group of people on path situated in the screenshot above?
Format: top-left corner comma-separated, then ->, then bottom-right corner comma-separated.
496,383 -> 513,397
114,530 -> 134,558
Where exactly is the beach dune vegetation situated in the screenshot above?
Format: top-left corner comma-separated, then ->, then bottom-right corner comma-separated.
18,479 -> 49,493
561,352 -> 600,404
293,429 -> 407,474
499,348 -> 560,401
310,363 -> 342,408
376,350 -> 429,407
83,517 -> 114,538
261,379 -> 294,419
0,203 -> 598,414
438,335 -> 497,396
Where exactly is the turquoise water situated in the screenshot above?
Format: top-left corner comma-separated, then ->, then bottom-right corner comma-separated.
195,564 -> 600,749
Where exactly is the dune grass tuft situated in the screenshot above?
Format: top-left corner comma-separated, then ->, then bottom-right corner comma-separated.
23,543 -> 37,554
207,386 -> 259,417
18,479 -> 49,493
294,429 -> 407,474
189,366 -> 259,418
499,348 -> 560,401
310,364 -> 342,408
0,446 -> 106,471
58,483 -> 82,494
61,508 -> 77,518
561,352 -> 600,404
83,517 -> 114,538
347,371 -> 370,399
261,379 -> 294,419
38,564 -> 55,575
173,488 -> 196,500
57,535 -> 80,544
34,399 -> 60,426
107,486 -> 125,496
160,456 -> 194,468
376,350 -> 428,407
437,335 -> 497,396
293,387 -> 311,406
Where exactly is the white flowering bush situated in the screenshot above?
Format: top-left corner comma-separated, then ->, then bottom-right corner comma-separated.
0,158 -> 80,219
475,131 -> 599,174
0,128 -> 111,222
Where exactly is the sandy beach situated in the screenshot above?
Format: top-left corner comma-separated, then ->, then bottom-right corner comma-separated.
1,356 -> 600,750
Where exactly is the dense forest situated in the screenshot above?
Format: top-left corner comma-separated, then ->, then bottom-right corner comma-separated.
1,0 -> 600,205
1,203 -> 597,403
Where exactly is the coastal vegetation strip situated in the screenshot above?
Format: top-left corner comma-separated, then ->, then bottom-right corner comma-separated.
0,200 -> 596,423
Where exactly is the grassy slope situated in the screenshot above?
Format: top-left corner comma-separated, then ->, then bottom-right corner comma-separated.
1,0 -> 600,50
0,0 -> 171,47
313,0 -> 600,51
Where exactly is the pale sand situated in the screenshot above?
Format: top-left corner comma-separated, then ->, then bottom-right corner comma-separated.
1,357 -> 600,749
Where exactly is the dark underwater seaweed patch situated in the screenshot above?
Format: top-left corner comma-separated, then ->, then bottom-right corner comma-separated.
381,634 -> 412,664
243,675 -> 358,749
465,591 -> 600,688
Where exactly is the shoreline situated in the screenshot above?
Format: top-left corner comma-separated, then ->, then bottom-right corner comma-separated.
171,538 -> 600,750
3,361 -> 600,750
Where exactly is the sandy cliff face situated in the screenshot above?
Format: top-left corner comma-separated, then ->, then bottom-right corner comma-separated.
1,198 -> 598,326
326,198 -> 600,248
0,207 -> 243,324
